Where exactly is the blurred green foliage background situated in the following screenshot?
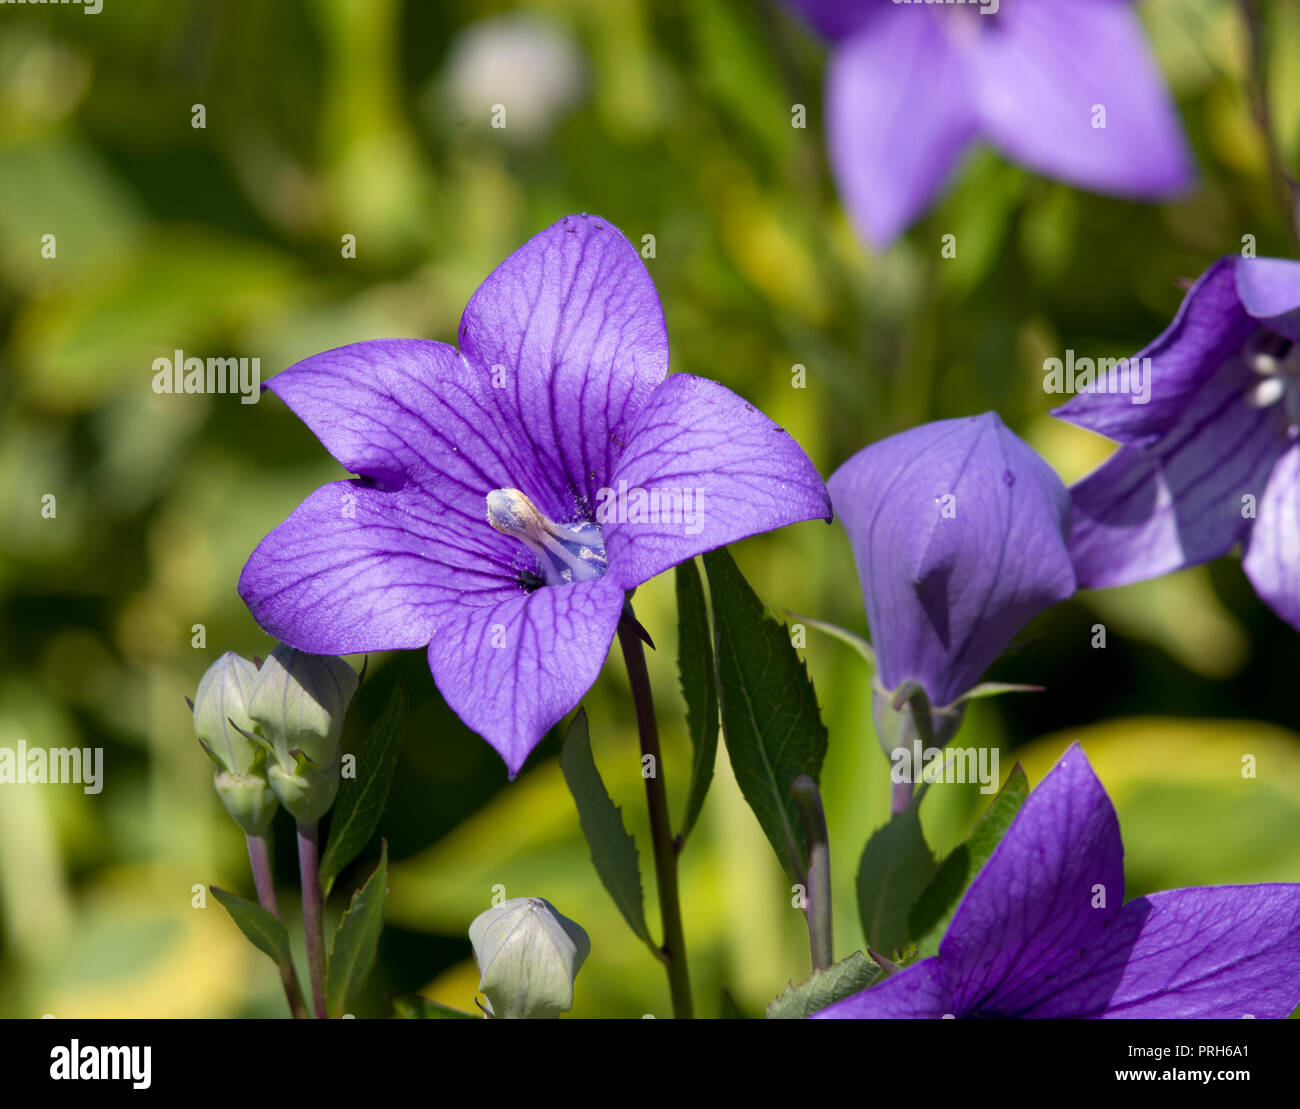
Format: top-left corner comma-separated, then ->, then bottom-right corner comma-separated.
1,0 -> 1299,1018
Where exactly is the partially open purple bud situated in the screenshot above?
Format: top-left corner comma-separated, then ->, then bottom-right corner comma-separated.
829,413 -> 1076,714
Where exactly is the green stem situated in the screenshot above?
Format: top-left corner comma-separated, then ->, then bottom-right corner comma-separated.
791,775 -> 833,972
617,606 -> 694,1019
246,831 -> 309,1020
297,820 -> 328,1019
1241,0 -> 1298,249
891,685 -> 938,815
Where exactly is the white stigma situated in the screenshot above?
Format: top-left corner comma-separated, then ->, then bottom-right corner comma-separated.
486,488 -> 606,587
1245,344 -> 1300,430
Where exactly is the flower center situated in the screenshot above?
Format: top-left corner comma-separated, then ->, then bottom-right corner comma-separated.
1245,338 -> 1300,433
485,488 -> 607,587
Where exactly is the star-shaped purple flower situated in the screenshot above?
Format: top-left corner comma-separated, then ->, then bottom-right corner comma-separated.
1056,256 -> 1300,631
238,215 -> 831,776
828,413 -> 1076,712
817,743 -> 1300,1018
786,0 -> 1194,248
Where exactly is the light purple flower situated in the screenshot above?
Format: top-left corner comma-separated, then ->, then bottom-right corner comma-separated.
787,0 -> 1194,248
828,413 -> 1075,710
817,743 -> 1300,1018
1056,256 -> 1300,631
238,215 -> 830,776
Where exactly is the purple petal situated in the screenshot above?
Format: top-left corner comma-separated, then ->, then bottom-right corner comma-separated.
812,958 -> 952,1019
1067,359 -> 1287,589
603,374 -> 831,590
1242,442 -> 1300,630
1236,256 -> 1300,343
426,576 -> 626,777
829,413 -> 1075,707
239,481 -> 518,655
782,0 -> 881,42
825,13 -> 978,248
456,214 -> 669,512
1053,259 -> 1254,447
938,743 -> 1125,1017
971,0 -> 1193,198
1090,885 -> 1300,1019
263,338 -> 549,512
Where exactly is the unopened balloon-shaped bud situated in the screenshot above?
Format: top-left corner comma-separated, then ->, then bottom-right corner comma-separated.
192,651 -> 278,834
247,644 -> 358,824
468,897 -> 590,1018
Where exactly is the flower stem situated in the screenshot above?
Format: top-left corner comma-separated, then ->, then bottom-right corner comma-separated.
246,831 -> 309,1020
890,778 -> 914,816
297,820 -> 328,1019
791,775 -> 833,972
1241,0 -> 1299,249
617,607 -> 694,1019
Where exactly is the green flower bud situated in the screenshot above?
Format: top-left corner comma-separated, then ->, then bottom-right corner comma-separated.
248,644 -> 358,824
192,652 -> 278,835
469,897 -> 590,1019
214,769 -> 279,835
871,679 -> 967,760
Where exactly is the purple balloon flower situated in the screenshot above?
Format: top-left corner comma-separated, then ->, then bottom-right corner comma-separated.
1056,256 -> 1300,631
818,743 -> 1300,1019
238,215 -> 830,776
786,0 -> 1194,248
828,413 -> 1076,712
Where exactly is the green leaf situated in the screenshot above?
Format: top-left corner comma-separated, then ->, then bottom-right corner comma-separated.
719,988 -> 746,1019
325,841 -> 388,1018
559,710 -> 655,950
908,765 -> 1029,957
765,952 -> 883,1019
788,612 -> 876,671
856,804 -> 937,957
320,679 -> 408,897
703,547 -> 828,879
210,885 -> 294,969
675,560 -> 718,843
390,993 -> 479,1020
951,682 -> 1043,704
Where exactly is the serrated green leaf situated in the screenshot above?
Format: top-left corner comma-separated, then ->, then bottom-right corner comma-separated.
559,710 -> 655,950
703,547 -> 828,880
320,680 -> 408,897
856,804 -> 937,957
908,765 -> 1029,957
325,841 -> 388,1018
210,885 -> 294,968
391,993 -> 479,1020
676,559 -> 718,843
766,952 -> 883,1019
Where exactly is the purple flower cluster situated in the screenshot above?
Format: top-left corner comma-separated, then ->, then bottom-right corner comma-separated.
237,215 -> 1300,1019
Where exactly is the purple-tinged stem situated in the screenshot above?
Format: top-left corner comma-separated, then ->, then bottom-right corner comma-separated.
618,607 -> 694,1020
246,831 -> 309,1020
791,775 -> 833,972
297,820 -> 328,1019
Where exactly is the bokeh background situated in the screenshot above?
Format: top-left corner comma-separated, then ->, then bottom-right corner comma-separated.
2,0 -> 1299,1018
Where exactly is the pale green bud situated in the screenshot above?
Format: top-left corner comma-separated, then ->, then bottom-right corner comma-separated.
468,897 -> 590,1019
192,652 -> 278,835
248,644 -> 358,824
214,769 -> 278,836
193,652 -> 262,774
